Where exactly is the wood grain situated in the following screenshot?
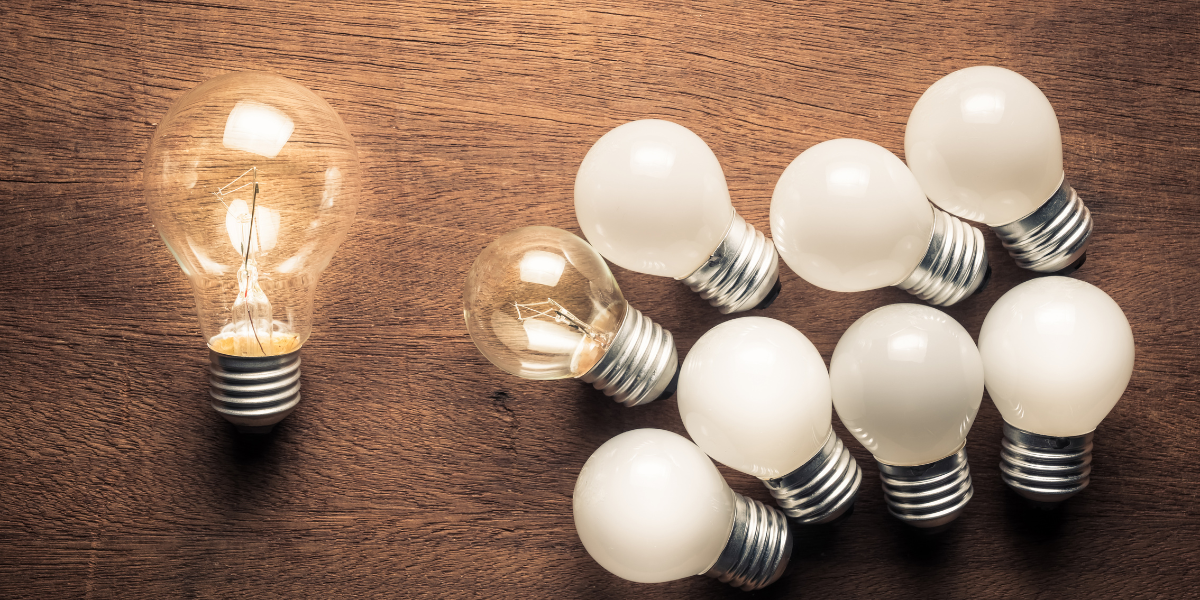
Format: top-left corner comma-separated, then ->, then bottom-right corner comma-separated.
2,1 -> 1198,597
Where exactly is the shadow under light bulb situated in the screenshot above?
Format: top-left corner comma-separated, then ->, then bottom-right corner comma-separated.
979,277 -> 1134,504
906,65 -> 1093,273
575,119 -> 781,314
464,226 -> 678,407
771,139 -> 989,307
678,317 -> 861,524
143,72 -> 359,432
830,304 -> 983,528
574,429 -> 792,590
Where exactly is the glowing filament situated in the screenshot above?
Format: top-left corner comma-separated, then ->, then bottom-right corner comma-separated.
208,167 -> 289,356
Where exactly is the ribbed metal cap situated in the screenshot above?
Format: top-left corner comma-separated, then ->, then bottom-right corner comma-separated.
208,348 -> 301,433
681,213 -> 780,314
992,178 -> 1093,273
704,492 -> 793,591
999,421 -> 1093,504
878,447 -> 974,530
764,430 -> 861,525
896,208 -> 990,306
578,306 -> 678,407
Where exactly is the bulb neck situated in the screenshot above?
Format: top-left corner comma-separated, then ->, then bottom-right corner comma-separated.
896,207 -> 990,306
680,213 -> 781,314
992,178 -> 1093,273
999,421 -> 1093,504
704,491 -> 792,591
577,306 -> 678,407
877,446 -> 974,530
208,348 -> 302,433
763,430 -> 861,525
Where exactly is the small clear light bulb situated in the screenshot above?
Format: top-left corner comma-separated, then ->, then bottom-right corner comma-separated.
143,72 -> 360,432
573,429 -> 792,590
830,304 -> 983,528
575,120 -> 781,314
771,139 -> 989,307
464,226 -> 677,406
677,317 -> 861,524
906,66 -> 1093,273
979,277 -> 1134,504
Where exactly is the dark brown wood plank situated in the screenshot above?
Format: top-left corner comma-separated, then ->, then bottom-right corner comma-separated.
1,0 -> 1197,597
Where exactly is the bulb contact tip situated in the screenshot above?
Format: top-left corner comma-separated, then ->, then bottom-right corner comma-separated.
704,492 -> 793,591
764,430 -> 862,525
999,421 -> 1093,504
896,208 -> 990,306
208,348 -> 302,433
578,307 -> 678,407
682,213 -> 781,314
992,179 -> 1093,273
878,447 -> 974,529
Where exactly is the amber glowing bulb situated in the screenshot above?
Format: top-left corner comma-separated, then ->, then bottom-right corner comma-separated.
143,72 -> 360,432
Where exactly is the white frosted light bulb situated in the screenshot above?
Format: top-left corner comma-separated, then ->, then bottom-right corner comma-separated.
573,429 -> 791,590
771,139 -> 989,307
830,304 -> 983,528
906,66 -> 1093,272
464,226 -> 677,407
575,120 -> 780,313
979,276 -> 1134,503
143,72 -> 360,432
677,317 -> 860,524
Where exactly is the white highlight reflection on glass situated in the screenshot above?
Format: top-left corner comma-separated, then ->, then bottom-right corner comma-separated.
960,89 -> 1007,124
222,100 -> 295,158
321,166 -> 342,209
1035,302 -> 1076,336
276,242 -> 316,274
225,198 -> 280,256
519,250 -> 567,287
630,142 -> 677,178
887,328 -> 929,363
522,318 -> 583,354
187,236 -> 227,275
826,162 -> 871,197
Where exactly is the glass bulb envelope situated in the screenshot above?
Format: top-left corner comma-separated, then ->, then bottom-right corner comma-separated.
143,71 -> 360,357
464,226 -> 627,380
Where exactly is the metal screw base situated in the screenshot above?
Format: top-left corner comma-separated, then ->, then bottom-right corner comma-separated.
992,178 -> 1093,273
208,349 -> 302,433
578,306 -> 678,407
764,430 -> 862,524
704,492 -> 793,591
878,447 -> 973,529
681,213 -> 780,314
999,421 -> 1093,504
896,207 -> 990,306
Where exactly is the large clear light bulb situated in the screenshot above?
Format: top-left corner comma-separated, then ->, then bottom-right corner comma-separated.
830,304 -> 983,528
143,72 -> 360,432
573,429 -> 791,590
575,120 -> 780,313
464,226 -> 677,406
677,317 -> 861,524
771,139 -> 989,307
906,66 -> 1094,273
979,277 -> 1134,503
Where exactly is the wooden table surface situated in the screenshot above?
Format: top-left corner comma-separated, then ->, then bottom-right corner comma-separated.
2,1 -> 1198,598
